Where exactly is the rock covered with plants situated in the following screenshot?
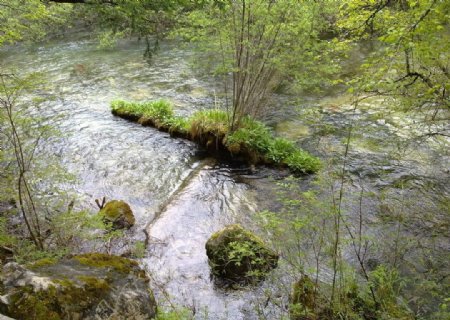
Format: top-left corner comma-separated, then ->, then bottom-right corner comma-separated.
111,100 -> 321,174
0,253 -> 157,320
289,275 -> 324,320
205,224 -> 278,284
99,199 -> 135,229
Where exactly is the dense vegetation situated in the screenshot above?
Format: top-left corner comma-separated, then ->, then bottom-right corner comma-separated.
0,0 -> 448,319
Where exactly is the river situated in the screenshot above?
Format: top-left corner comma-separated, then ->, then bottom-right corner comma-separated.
1,37 -> 448,319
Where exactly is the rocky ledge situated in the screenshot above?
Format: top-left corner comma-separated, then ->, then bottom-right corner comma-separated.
0,253 -> 156,320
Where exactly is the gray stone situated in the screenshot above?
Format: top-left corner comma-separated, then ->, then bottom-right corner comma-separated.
0,254 -> 156,320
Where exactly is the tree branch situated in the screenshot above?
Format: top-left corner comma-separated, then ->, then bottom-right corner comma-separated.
409,0 -> 437,32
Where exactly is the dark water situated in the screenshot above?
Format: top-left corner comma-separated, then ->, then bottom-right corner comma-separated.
1,37 -> 448,318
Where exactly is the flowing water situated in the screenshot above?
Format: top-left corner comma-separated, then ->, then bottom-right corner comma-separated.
1,37 -> 448,319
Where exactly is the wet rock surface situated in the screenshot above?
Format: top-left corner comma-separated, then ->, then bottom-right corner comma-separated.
0,253 -> 156,320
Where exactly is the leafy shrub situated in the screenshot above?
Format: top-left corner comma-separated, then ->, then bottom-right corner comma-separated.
369,265 -> 413,318
267,137 -> 297,162
284,149 -> 322,174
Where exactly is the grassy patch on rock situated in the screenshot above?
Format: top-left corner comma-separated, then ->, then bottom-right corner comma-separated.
111,99 -> 321,174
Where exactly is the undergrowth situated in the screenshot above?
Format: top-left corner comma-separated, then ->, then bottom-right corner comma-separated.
111,99 -> 321,173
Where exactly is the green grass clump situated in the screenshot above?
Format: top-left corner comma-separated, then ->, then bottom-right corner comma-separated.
111,99 -> 189,135
226,117 -> 272,155
111,99 -> 174,128
111,100 -> 145,118
164,116 -> 190,135
111,99 -> 321,174
139,100 -> 174,127
188,109 -> 229,141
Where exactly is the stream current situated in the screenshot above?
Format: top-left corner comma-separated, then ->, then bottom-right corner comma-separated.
1,37 -> 448,319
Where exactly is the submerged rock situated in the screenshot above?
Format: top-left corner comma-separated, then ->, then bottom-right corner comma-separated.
0,253 -> 157,320
205,224 -> 278,284
100,200 -> 135,229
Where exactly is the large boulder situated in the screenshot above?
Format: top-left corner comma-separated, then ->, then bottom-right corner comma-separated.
205,224 -> 278,284
100,200 -> 135,229
0,253 -> 156,320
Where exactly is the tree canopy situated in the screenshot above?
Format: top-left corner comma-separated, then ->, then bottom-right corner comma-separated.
339,0 -> 449,136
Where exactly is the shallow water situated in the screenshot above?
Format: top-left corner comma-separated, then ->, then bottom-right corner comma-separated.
1,37 -> 448,318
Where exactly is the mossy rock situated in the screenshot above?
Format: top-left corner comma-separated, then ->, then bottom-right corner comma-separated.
0,254 -> 156,320
99,200 -> 135,229
205,224 -> 278,284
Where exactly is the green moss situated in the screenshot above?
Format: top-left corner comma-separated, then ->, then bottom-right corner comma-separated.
77,276 -> 110,291
3,254 -> 154,319
6,275 -> 111,320
99,200 -> 135,229
289,276 -> 344,320
156,308 -> 194,320
27,257 -> 58,270
73,253 -> 138,274
8,285 -> 62,320
205,224 -> 278,283
53,278 -> 75,288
